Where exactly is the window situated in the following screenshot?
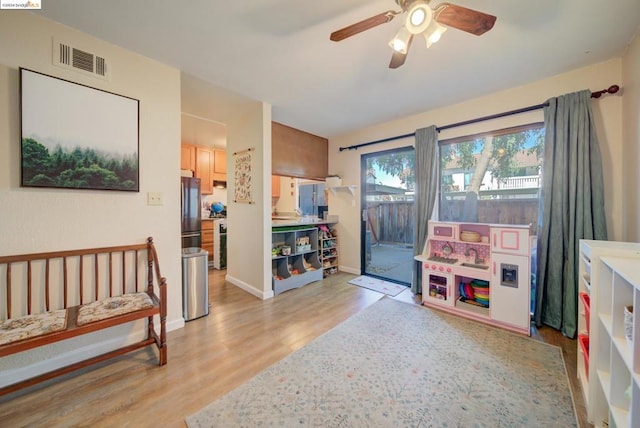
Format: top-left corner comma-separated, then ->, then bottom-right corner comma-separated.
298,180 -> 326,217
438,123 -> 544,233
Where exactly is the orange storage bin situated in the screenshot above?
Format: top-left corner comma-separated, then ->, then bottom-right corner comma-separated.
578,334 -> 589,379
579,292 -> 591,333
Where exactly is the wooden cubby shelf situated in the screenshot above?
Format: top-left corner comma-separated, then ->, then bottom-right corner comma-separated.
272,226 -> 322,295
319,227 -> 339,277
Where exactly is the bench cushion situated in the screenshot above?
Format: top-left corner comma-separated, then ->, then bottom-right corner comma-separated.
77,292 -> 154,326
0,309 -> 68,346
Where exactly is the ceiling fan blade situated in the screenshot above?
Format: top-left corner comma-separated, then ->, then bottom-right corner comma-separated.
389,51 -> 407,69
330,10 -> 398,42
433,3 -> 496,36
389,35 -> 413,69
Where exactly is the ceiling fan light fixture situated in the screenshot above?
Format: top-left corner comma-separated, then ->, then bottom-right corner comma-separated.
388,25 -> 411,54
423,21 -> 447,48
409,8 -> 425,26
406,1 -> 432,34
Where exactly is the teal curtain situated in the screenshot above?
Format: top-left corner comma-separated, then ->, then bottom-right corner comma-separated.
412,126 -> 439,294
535,90 -> 607,338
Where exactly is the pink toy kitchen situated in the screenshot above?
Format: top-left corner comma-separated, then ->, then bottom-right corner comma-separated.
415,221 -> 533,335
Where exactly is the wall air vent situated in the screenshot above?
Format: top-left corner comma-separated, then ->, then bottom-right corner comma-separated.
53,37 -> 110,80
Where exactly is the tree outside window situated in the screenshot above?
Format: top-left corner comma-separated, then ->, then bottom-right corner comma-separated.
439,124 -> 545,232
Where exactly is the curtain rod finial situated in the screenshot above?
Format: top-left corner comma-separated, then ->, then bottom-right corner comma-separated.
592,84 -> 620,98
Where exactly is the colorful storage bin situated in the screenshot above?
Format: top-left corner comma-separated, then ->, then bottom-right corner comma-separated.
578,334 -> 589,380
579,292 -> 590,333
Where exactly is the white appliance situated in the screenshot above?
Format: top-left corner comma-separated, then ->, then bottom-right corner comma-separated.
490,226 -> 531,330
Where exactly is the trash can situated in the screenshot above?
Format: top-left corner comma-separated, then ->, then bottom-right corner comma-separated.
182,247 -> 209,321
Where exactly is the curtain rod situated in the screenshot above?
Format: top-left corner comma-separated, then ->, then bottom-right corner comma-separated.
338,85 -> 620,152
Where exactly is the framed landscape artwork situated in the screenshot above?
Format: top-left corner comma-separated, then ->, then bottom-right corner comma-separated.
20,68 -> 140,191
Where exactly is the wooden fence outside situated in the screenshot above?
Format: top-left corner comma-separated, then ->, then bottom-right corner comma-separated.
366,198 -> 538,246
366,202 -> 414,246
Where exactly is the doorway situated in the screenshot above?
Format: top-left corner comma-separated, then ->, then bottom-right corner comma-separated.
361,147 -> 415,285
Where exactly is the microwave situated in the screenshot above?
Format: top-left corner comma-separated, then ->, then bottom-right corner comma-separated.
429,222 -> 458,240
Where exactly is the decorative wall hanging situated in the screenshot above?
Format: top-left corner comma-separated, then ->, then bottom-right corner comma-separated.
20,68 -> 140,192
233,147 -> 254,204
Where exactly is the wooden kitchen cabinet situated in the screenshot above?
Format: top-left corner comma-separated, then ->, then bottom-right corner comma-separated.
181,144 -> 195,172
182,144 -> 225,193
213,149 -> 226,173
195,147 -> 214,194
271,175 -> 281,198
202,220 -> 214,263
272,122 -> 328,180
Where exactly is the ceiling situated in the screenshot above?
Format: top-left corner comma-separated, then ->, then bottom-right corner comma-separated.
36,0 -> 640,139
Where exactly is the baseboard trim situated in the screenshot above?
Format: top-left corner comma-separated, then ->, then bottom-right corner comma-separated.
0,327 -> 150,388
166,317 -> 185,332
225,274 -> 274,300
339,265 -> 360,275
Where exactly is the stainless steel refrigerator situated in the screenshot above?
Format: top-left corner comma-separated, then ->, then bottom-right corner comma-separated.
181,177 -> 201,248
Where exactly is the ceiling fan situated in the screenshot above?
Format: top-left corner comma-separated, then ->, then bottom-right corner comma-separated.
330,0 -> 496,69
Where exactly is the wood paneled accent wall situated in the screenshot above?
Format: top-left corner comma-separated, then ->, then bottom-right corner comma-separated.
272,122 -> 328,180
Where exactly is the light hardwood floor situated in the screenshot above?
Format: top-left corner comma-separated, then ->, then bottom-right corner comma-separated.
0,270 -> 589,427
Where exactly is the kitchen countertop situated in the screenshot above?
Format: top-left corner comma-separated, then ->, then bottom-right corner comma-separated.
202,216 -> 338,226
272,216 -> 338,227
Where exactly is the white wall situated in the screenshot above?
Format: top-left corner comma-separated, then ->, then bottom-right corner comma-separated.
225,103 -> 274,299
329,60 -> 626,273
622,32 -> 640,242
0,13 -> 182,384
180,73 -> 273,299
181,113 -> 227,149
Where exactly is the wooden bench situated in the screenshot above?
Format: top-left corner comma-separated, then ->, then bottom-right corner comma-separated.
0,237 -> 167,396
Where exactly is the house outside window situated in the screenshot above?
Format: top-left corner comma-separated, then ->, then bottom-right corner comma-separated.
438,123 -> 545,234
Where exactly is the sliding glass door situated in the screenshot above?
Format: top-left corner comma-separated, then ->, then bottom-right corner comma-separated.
361,147 -> 415,285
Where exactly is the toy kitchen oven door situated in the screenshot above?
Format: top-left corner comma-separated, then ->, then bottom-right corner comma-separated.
424,270 -> 455,307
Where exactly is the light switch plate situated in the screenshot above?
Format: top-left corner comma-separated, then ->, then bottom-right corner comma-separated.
148,192 -> 163,206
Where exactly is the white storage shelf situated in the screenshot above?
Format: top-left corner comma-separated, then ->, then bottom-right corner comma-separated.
577,240 -> 640,426
328,185 -> 357,196
593,256 -> 640,428
272,227 -> 322,295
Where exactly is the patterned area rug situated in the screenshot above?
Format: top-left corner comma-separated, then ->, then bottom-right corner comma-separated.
348,275 -> 407,296
186,298 -> 577,427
